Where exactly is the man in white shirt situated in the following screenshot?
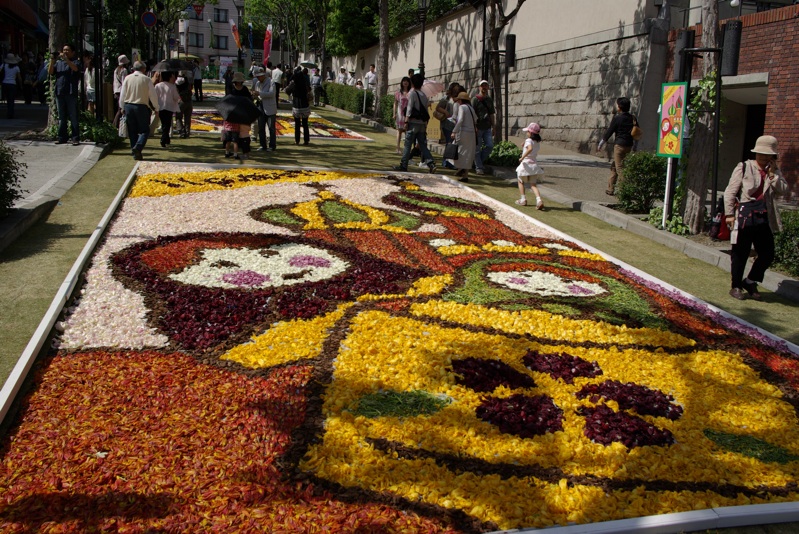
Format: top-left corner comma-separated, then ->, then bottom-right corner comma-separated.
253,67 -> 277,151
270,62 -> 283,106
363,63 -> 377,92
119,61 -> 159,160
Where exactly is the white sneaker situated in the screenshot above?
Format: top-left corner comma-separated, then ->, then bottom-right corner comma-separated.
515,198 -> 527,206
536,199 -> 544,210
475,168 -> 485,175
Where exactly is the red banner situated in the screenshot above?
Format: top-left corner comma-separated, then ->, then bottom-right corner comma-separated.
262,26 -> 272,66
229,19 -> 242,49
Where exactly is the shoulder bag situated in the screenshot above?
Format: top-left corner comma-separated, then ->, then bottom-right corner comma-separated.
735,162 -> 769,229
443,142 -> 459,160
630,115 -> 643,140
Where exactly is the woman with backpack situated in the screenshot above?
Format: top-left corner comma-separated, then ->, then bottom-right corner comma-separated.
723,135 -> 788,301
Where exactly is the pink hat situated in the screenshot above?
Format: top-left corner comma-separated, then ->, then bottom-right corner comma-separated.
522,122 -> 541,134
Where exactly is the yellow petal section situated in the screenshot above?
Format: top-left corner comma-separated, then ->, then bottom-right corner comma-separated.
410,300 -> 694,348
221,303 -> 353,368
299,309 -> 799,528
129,169 -> 381,198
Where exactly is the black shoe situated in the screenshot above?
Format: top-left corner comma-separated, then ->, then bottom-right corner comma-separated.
161,142 -> 167,148
459,177 -> 469,183
303,141 -> 310,146
427,161 -> 437,174
71,139 -> 80,146
256,147 -> 266,151
133,149 -> 143,161
729,288 -> 747,300
742,280 -> 762,301
225,152 -> 233,158
392,165 -> 408,172
55,139 -> 67,145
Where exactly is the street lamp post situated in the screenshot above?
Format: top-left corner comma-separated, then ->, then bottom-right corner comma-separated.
208,18 -> 219,78
280,29 -> 285,66
417,0 -> 430,78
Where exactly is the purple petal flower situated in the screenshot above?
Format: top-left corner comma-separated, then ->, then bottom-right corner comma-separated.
568,284 -> 594,295
221,270 -> 271,287
289,255 -> 332,268
508,277 -> 528,285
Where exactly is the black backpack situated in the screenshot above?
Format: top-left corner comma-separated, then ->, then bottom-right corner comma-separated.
408,90 -> 430,122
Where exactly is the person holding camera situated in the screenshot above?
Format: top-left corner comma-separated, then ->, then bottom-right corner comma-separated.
48,44 -> 82,145
723,135 -> 788,301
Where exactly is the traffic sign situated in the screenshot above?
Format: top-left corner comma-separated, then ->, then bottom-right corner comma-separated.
192,4 -> 204,16
141,11 -> 157,27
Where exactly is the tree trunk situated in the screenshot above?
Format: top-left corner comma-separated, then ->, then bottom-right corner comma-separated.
681,0 -> 720,234
47,0 -> 68,133
375,0 -> 389,119
488,7 -> 502,144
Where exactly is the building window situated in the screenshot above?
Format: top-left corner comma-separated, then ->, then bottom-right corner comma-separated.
188,33 -> 203,47
213,8 -> 228,23
213,35 -> 228,50
191,10 -> 203,20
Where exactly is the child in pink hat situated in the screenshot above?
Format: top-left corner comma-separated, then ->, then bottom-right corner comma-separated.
515,122 -> 545,209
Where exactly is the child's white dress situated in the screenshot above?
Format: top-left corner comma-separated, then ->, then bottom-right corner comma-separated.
516,138 -> 545,177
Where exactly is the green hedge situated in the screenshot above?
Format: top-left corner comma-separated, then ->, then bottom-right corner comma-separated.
378,94 -> 396,129
615,151 -> 667,213
323,82 -> 373,115
775,209 -> 799,277
487,141 -> 522,167
0,140 -> 26,218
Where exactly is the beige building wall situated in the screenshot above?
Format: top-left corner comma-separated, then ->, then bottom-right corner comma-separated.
334,0 -> 659,87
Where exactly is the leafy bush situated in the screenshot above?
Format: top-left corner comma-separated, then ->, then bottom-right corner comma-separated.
323,82 -> 373,115
0,140 -> 27,218
616,151 -> 667,213
486,141 -> 522,167
378,94 -> 396,128
79,111 -> 123,146
646,206 -> 690,236
774,209 -> 799,277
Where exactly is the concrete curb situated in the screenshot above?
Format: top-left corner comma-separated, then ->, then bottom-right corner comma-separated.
0,142 -> 113,255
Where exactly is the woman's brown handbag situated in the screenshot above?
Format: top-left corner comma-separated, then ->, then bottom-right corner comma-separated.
631,116 -> 643,140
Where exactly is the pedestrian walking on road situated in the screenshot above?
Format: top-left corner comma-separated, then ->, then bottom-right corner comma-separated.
253,68 -> 277,152
155,71 -> 181,148
515,122 -> 546,210
451,91 -> 477,182
1,53 -> 22,119
82,52 -> 96,114
119,61 -> 159,160
436,82 -> 460,168
394,73 -> 436,173
48,44 -> 82,145
597,96 -> 636,196
724,135 -> 788,301
113,55 -> 130,123
193,60 -> 203,101
175,72 -> 193,138
393,76 -> 411,154
471,80 -> 495,175
289,66 -> 311,145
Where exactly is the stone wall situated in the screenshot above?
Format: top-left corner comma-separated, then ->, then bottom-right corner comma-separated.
506,33 -> 653,154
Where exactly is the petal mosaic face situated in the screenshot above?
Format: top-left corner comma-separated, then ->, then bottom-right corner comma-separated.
3,165 -> 798,532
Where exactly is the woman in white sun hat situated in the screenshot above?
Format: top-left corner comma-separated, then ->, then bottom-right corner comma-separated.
723,135 -> 788,301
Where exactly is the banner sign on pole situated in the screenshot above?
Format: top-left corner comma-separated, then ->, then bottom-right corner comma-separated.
229,19 -> 242,49
657,82 -> 688,158
263,24 -> 272,66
